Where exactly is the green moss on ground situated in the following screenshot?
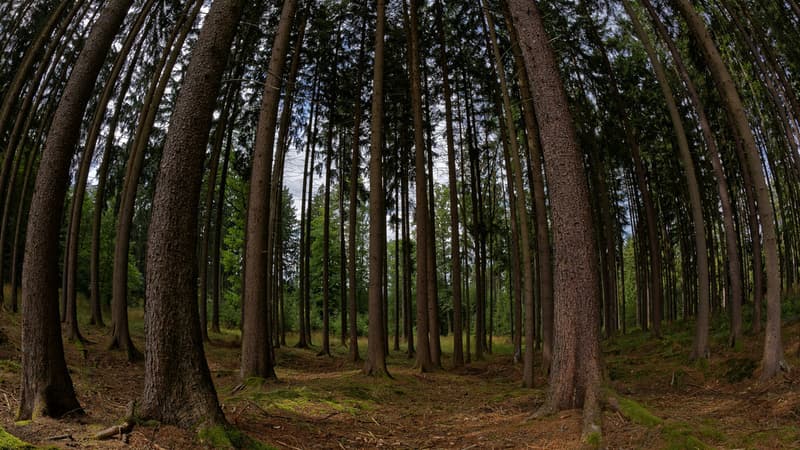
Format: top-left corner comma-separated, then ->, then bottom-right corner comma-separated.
198,425 -> 275,450
0,427 -> 36,449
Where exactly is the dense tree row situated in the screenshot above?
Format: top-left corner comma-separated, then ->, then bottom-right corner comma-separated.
1,0 -> 797,439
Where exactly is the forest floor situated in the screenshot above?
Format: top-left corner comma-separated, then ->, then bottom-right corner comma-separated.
1,303 -> 800,449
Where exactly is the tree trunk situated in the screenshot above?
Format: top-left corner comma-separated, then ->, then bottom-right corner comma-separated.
671,0 -> 785,379
436,0 -> 463,368
241,0 -> 296,379
620,0 -> 709,358
109,0 -> 202,361
141,0 -> 242,429
483,0 -> 535,385
637,0 -> 744,347
18,0 -> 135,421
507,0 -> 603,438
363,0 -> 389,377
405,0 -> 434,373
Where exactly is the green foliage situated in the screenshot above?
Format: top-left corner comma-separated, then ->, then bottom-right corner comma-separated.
722,358 -> 757,383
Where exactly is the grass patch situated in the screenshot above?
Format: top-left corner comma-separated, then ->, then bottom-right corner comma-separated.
198,425 -> 275,450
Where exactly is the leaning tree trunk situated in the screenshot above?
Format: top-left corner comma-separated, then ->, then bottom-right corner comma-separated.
620,0 -> 709,359
140,0 -> 243,429
671,0 -> 785,380
109,0 -> 201,361
507,0 -> 603,439
638,0 -> 743,348
363,0 -> 389,377
63,0 -> 154,344
241,0 -> 296,379
18,0 -> 134,421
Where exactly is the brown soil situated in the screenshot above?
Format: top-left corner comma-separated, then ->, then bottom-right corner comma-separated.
1,309 -> 799,449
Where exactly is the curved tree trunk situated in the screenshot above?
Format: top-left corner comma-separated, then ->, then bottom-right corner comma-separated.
482,0 -> 536,386
109,0 -> 202,361
18,0 -> 134,421
63,0 -> 154,343
621,0 -> 710,359
507,0 -> 603,438
241,0 -> 297,379
671,0 -> 785,380
140,0 -> 242,429
637,0 -> 743,347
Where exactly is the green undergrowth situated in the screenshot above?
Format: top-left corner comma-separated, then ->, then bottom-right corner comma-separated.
198,425 -> 275,450
611,394 -> 724,449
0,427 -> 36,449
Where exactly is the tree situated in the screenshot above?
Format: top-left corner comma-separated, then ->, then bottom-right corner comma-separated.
363,0 -> 389,377
670,0 -> 785,380
241,0 -> 297,380
139,0 -> 243,428
506,0 -> 603,438
18,0 -> 134,421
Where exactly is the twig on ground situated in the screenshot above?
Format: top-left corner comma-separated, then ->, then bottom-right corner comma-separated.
45,434 -> 73,441
274,440 -> 303,450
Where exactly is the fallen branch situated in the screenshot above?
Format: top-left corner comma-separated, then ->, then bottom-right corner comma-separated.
45,434 -> 73,441
94,401 -> 136,440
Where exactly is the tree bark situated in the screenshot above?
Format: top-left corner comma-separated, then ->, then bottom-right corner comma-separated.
241,0 -> 297,379
507,0 -> 603,438
141,0 -> 242,429
109,0 -> 202,361
363,0 -> 389,377
18,0 -> 135,421
671,0 -> 785,379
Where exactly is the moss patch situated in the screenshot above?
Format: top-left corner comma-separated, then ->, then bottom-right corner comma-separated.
198,425 -> 275,450
0,427 -> 36,449
616,396 -> 662,427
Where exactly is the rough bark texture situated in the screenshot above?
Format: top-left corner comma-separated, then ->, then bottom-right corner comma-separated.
363,0 -> 389,377
507,0 -> 603,438
18,0 -> 135,421
241,0 -> 296,379
671,0 -> 785,380
140,0 -> 243,429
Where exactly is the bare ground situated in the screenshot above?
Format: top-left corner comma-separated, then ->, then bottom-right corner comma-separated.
0,308 -> 799,449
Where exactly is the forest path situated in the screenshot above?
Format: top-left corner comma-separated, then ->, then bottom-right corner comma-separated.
1,308 -> 799,448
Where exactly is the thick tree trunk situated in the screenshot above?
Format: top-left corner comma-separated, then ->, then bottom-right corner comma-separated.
671,0 -> 785,379
18,0 -> 134,421
241,0 -> 296,379
363,0 -> 389,377
141,0 -> 242,428
507,0 -> 603,438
